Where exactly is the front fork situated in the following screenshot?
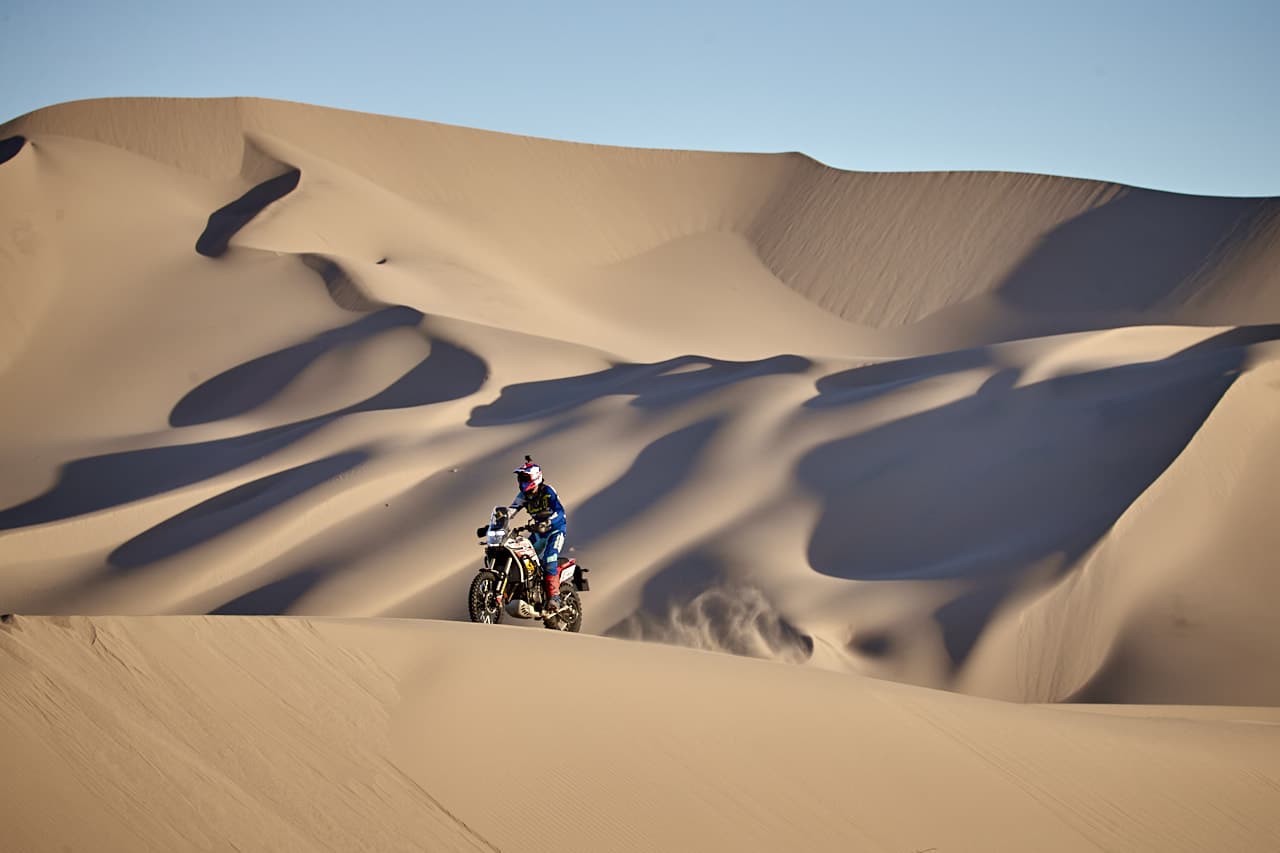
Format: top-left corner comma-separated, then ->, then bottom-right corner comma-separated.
493,568 -> 510,607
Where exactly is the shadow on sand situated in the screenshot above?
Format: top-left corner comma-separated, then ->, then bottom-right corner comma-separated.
806,347 -> 994,409
569,418 -> 723,548
196,168 -> 301,258
994,189 -> 1268,314
469,355 -> 809,425
797,329 -> 1280,666
210,565 -> 334,615
0,325 -> 487,530
799,344 -> 1252,583
108,452 -> 368,571
0,135 -> 25,165
172,306 -> 426,427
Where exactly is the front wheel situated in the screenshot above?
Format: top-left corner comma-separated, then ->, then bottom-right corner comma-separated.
545,581 -> 583,633
468,571 -> 503,624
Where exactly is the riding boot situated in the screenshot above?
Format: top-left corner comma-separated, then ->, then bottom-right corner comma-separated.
544,571 -> 562,613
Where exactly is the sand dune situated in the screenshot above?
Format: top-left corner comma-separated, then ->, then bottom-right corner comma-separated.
3,615 -> 1278,853
2,97 -> 1280,848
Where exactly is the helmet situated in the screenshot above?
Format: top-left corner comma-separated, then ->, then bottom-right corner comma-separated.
513,455 -> 542,495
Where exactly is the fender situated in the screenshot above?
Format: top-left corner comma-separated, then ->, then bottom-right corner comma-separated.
558,559 -> 588,591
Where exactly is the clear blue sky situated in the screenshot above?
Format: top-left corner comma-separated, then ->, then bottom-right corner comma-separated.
3,0 -> 1277,196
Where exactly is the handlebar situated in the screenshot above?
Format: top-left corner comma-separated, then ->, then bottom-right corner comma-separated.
477,522 -> 547,542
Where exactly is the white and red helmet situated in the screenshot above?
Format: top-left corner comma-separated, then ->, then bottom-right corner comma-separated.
513,455 -> 543,494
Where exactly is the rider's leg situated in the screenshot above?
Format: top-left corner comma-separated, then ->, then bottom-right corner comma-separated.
540,530 -> 566,611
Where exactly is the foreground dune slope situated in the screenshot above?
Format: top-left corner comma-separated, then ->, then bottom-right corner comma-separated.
2,615 -> 1278,853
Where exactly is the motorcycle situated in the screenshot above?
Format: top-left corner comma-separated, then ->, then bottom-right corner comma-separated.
469,506 -> 589,632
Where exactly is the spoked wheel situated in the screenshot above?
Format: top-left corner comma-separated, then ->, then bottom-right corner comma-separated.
468,571 -> 503,624
545,582 -> 583,633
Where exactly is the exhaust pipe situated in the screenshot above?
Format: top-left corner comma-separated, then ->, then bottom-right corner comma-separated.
506,600 -> 542,619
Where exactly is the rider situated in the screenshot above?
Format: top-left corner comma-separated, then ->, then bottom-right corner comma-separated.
509,456 -> 568,613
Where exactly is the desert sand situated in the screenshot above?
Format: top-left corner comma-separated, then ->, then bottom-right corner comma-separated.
1,97 -> 1279,851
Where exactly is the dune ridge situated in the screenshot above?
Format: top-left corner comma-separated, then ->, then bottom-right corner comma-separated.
7,97 -> 1279,336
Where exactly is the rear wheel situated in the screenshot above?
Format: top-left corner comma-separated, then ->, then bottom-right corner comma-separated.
546,581 -> 583,633
468,571 -> 503,624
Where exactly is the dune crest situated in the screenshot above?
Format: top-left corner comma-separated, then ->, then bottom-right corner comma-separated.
7,97 -> 1279,337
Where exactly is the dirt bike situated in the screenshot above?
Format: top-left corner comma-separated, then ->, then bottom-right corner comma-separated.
469,506 -> 589,632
